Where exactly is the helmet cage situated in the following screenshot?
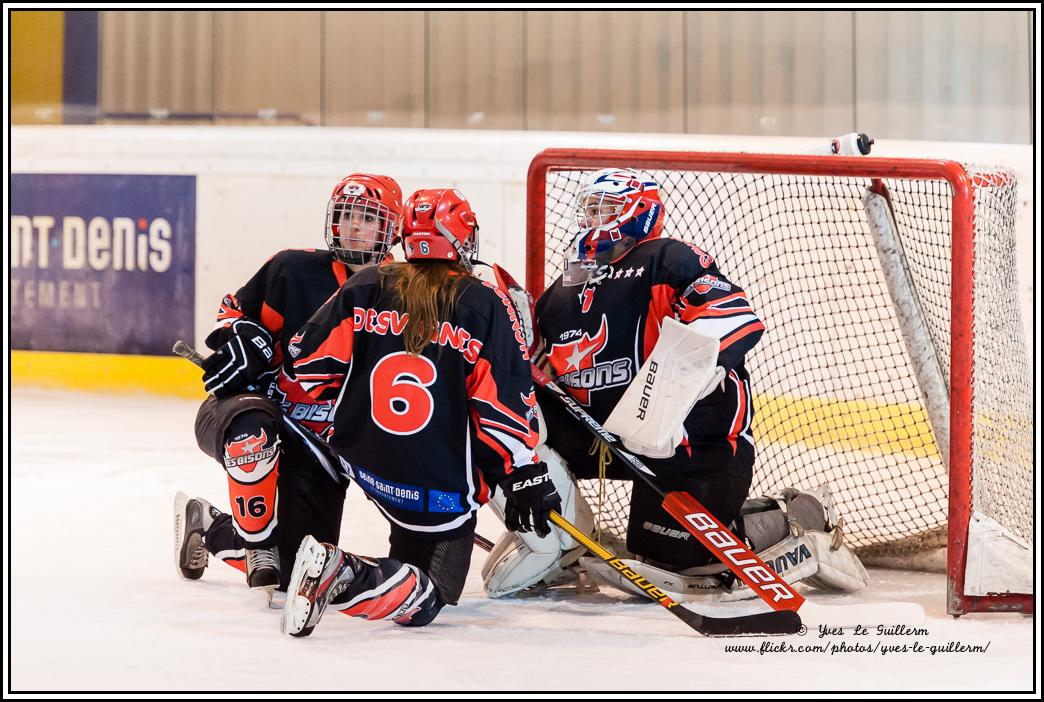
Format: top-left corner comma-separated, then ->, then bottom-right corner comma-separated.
575,188 -> 639,233
325,195 -> 400,266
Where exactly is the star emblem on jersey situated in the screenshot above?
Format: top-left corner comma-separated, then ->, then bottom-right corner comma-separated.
547,315 -> 632,405
565,344 -> 588,371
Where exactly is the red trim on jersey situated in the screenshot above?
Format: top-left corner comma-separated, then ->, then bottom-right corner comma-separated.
471,406 -> 514,473
221,556 -> 247,574
475,472 -> 491,504
642,284 -> 676,360
726,371 -> 748,454
679,292 -> 749,320
478,417 -> 536,443
683,303 -> 754,320
341,572 -> 419,620
720,320 -> 765,352
466,358 -> 535,436
293,317 -> 356,398
332,260 -> 349,287
260,302 -> 284,337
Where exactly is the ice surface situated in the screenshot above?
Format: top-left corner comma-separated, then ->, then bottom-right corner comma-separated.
8,389 -> 1036,692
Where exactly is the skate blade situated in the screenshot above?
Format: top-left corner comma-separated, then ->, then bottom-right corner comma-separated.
173,492 -> 185,578
173,491 -> 207,580
280,536 -> 327,636
268,589 -> 287,610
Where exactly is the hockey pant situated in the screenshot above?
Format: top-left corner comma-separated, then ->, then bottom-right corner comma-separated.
327,525 -> 475,627
195,393 -> 347,588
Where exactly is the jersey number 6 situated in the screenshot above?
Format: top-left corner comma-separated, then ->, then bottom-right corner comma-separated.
369,352 -> 438,435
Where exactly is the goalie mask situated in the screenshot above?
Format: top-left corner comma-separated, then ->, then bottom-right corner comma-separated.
401,189 -> 479,271
325,174 -> 403,266
563,168 -> 664,286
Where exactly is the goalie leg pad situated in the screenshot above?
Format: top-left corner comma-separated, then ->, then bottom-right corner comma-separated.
802,530 -> 870,592
583,529 -> 867,603
482,445 -> 595,598
748,483 -> 868,592
769,484 -> 867,590
587,482 -> 868,600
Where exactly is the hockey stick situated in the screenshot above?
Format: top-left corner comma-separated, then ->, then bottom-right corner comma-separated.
532,365 -> 926,629
547,511 -> 800,635
470,512 -> 798,635
173,340 -> 498,557
473,532 -> 495,552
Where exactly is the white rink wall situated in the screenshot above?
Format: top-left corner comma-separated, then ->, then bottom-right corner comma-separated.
10,125 -> 1034,349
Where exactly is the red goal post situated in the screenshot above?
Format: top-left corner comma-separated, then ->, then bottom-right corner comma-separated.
525,148 -> 1032,616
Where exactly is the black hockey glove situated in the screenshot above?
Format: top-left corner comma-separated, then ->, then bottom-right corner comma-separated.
201,319 -> 274,398
498,462 -> 562,538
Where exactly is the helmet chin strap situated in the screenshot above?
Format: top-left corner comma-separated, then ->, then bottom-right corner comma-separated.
435,219 -> 476,272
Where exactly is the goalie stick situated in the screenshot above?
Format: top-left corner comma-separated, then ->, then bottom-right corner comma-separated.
532,364 -> 926,629
548,510 -> 801,635
470,511 -> 799,635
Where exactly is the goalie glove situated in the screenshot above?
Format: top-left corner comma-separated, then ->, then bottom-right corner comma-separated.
201,319 -> 275,398
497,462 -> 562,538
606,318 -> 724,458
619,364 -> 726,459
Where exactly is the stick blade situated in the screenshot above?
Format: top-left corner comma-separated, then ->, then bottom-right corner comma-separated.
676,605 -> 803,636
797,600 -> 926,630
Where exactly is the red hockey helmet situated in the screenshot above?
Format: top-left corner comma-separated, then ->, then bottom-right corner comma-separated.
325,174 -> 403,266
401,189 -> 479,270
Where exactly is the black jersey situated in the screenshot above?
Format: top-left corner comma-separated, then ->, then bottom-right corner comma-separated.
536,238 -> 764,469
289,265 -> 540,538
211,248 -> 350,434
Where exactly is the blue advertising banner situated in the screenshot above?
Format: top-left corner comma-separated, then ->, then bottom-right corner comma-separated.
11,174 -> 196,355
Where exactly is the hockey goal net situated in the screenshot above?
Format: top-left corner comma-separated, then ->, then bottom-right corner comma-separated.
526,148 -> 1032,616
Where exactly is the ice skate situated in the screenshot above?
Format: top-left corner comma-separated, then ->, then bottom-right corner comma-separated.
281,535 -> 356,637
245,545 -> 281,590
173,491 -> 217,580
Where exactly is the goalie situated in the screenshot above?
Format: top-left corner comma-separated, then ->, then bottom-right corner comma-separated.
482,168 -> 868,602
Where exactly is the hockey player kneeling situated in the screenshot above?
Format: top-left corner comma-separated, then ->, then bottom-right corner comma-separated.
481,168 -> 867,601
281,189 -> 561,636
